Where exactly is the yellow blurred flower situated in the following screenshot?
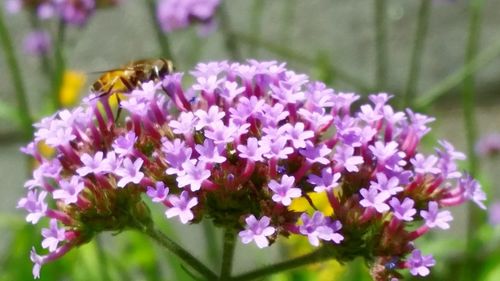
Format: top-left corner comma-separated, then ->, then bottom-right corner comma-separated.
275,192 -> 343,281
289,191 -> 333,216
59,71 -> 86,107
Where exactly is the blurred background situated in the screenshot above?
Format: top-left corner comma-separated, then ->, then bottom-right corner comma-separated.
1,0 -> 500,280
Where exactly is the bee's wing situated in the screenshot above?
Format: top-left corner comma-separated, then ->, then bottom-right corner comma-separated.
87,68 -> 130,75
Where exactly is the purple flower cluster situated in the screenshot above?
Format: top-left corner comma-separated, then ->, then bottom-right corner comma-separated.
476,133 -> 500,158
6,0 -> 120,26
22,30 -> 52,56
19,60 -> 485,280
156,0 -> 220,34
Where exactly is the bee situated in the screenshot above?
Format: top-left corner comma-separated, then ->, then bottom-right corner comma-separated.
91,58 -> 175,97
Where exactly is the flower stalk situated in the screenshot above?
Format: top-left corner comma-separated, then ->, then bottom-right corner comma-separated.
219,229 -> 236,280
0,6 -> 33,139
374,0 -> 388,90
145,0 -> 174,59
51,20 -> 66,110
230,247 -> 335,281
462,0 -> 486,280
142,225 -> 218,281
402,0 -> 432,108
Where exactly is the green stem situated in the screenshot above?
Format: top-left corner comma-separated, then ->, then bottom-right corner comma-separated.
415,35 -> 500,109
462,0 -> 486,280
218,2 -> 241,60
232,32 -> 372,93
52,20 -> 66,110
143,225 -> 218,281
202,220 -> 220,269
374,0 -> 388,90
402,0 -> 431,108
219,229 -> 236,280
95,236 -> 112,281
0,7 -> 33,139
145,0 -> 174,59
248,0 -> 265,57
229,247 -> 335,281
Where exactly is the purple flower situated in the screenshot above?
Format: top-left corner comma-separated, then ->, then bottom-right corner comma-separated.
407,249 -> 435,277
436,140 -> 465,179
358,104 -> 383,123
147,182 -> 169,202
115,158 -> 144,187
308,167 -> 341,193
192,75 -> 221,93
333,145 -> 364,172
299,212 -> 344,246
17,190 -> 48,224
421,201 -> 453,229
53,176 -> 85,205
389,197 -> 416,221
369,141 -> 399,163
176,161 -> 211,191
205,122 -> 237,145
45,127 -> 76,147
156,0 -> 220,33
411,154 -> 441,175
24,168 -> 45,190
237,137 -> 269,162
195,139 -> 226,164
370,173 -> 403,196
359,187 -> 391,213
30,248 -> 44,279
298,109 -> 333,132
300,142 -> 331,165
120,97 -> 149,116
268,175 -> 301,206
259,103 -> 289,128
23,31 -> 51,56
239,215 -> 275,248
459,175 -> 486,210
5,0 -> 21,14
112,132 -> 137,157
41,220 -> 66,252
476,133 -> 500,157
169,111 -> 198,135
130,81 -> 160,100
100,151 -> 121,173
230,96 -> 265,124
219,81 -> 245,102
283,122 -> 314,149
274,84 -> 306,104
76,152 -> 105,176
194,106 -> 225,130
162,139 -> 193,175
165,191 -> 198,224
261,136 -> 294,160
488,201 -> 500,225
55,0 -> 96,26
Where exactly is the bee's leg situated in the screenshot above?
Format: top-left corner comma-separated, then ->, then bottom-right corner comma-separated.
114,94 -> 122,122
153,66 -> 160,80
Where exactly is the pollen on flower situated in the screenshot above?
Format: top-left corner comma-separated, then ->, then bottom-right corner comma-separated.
19,60 -> 485,279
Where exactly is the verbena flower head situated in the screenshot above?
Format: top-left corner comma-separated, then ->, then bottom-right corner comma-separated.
156,0 -> 220,34
23,30 -> 51,56
19,60 -> 486,280
476,133 -> 500,158
6,0 -> 120,25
